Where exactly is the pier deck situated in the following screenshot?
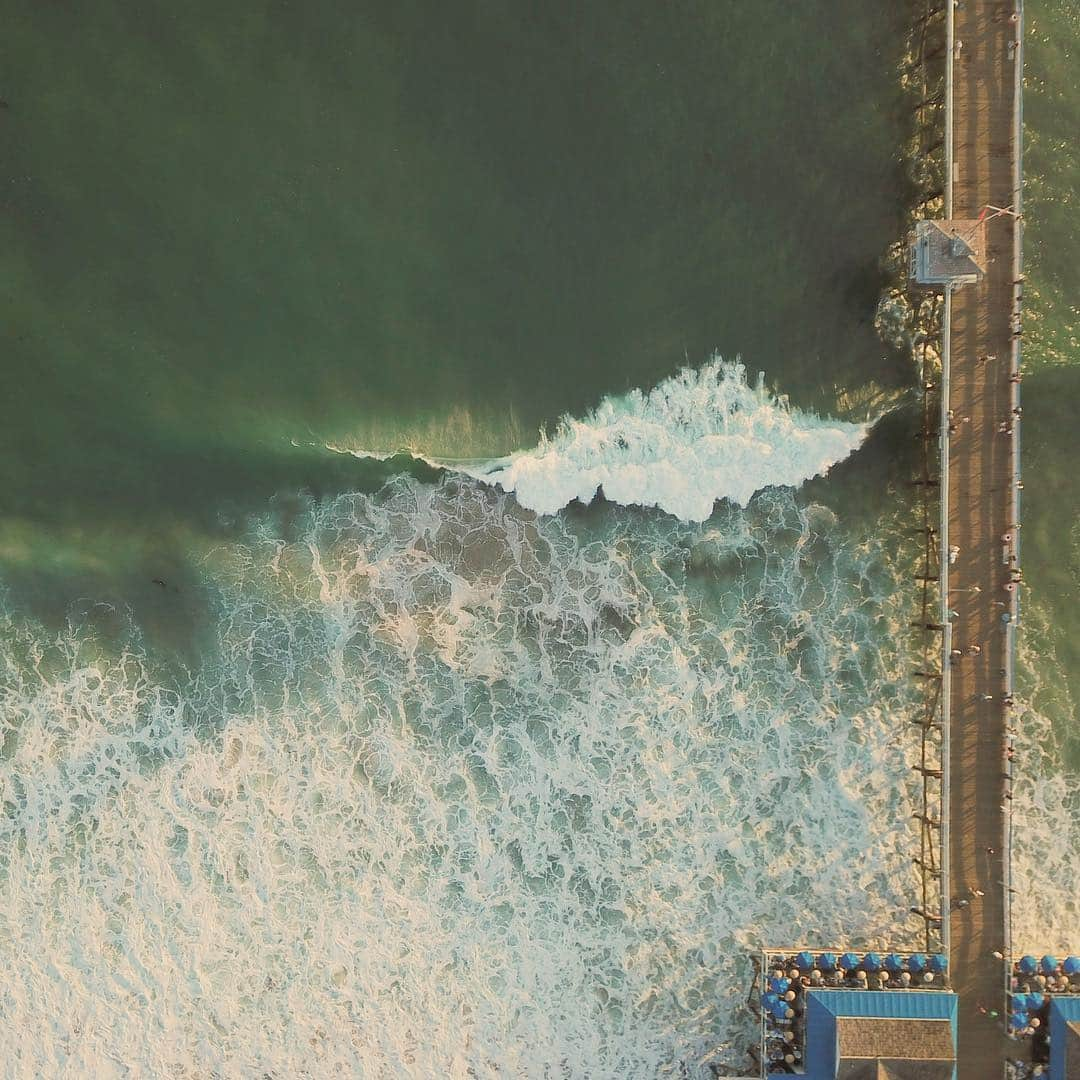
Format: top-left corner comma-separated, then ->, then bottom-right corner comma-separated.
944,1 -> 1023,1077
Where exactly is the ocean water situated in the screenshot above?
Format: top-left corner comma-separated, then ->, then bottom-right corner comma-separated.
1006,0 -> 1080,954
0,0 -> 1074,1074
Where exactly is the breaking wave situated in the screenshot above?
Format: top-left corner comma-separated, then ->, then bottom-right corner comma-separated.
463,360 -> 870,520
0,477 -> 923,1077
334,360 -> 873,522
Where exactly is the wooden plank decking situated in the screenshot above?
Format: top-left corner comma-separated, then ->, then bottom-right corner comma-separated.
944,2 -> 1023,1077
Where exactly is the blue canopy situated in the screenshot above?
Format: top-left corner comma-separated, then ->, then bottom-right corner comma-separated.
1028,992 -> 1046,1010
1063,956 -> 1080,975
818,952 -> 838,971
1010,1011 -> 1029,1031
1018,955 -> 1038,975
1041,955 -> 1059,974
769,977 -> 790,994
883,953 -> 905,973
839,952 -> 860,971
907,953 -> 927,973
863,952 -> 882,971
929,953 -> 948,973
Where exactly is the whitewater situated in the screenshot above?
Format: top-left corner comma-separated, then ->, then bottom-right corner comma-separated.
338,360 -> 872,522
0,413 -> 931,1078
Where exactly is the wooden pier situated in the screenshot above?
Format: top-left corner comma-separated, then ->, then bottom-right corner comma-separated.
941,1 -> 1024,1076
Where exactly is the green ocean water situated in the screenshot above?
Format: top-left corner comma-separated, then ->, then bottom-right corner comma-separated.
0,0 -> 914,646
1020,0 -> 1080,749
1001,0 -> 1080,952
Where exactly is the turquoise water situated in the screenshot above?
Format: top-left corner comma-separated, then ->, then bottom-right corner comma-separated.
3,0 -> 1074,1074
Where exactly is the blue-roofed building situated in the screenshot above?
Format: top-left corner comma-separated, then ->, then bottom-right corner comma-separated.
1048,996 -> 1080,1080
791,989 -> 958,1080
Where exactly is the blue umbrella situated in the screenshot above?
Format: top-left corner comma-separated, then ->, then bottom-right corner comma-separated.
1028,992 -> 1046,1010
818,952 -> 838,971
795,950 -> 815,972
1041,955 -> 1059,974
1018,955 -> 1038,975
839,952 -> 860,971
907,953 -> 927,974
863,952 -> 882,972
883,953 -> 905,973
1063,956 -> 1080,975
1009,1011 -> 1029,1031
1010,992 -> 1030,1011
762,991 -> 780,1009
929,953 -> 948,974
769,977 -> 790,995
771,999 -> 791,1020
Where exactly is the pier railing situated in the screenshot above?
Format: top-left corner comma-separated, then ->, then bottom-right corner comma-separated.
905,0 -> 952,960
938,0 -> 955,966
911,336 -> 947,957
1003,0 -> 1024,978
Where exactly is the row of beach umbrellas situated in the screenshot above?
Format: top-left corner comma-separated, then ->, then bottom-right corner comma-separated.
1011,991 -> 1047,1012
1016,954 -> 1080,976
778,951 -> 947,975
1008,958 -> 1080,1034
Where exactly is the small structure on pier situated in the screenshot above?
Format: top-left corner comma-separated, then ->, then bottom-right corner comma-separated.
909,220 -> 987,288
802,990 -> 957,1079
1006,954 -> 1080,1076
760,950 -> 954,1076
1048,996 -> 1080,1080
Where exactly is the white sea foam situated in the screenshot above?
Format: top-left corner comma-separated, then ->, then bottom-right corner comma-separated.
0,480 -> 923,1077
1008,630 -> 1080,953
458,359 -> 871,521
330,360 -> 873,522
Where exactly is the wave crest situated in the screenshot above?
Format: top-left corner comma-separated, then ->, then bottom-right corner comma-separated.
460,359 -> 870,520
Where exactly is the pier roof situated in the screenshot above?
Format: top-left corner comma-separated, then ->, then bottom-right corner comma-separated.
836,1017 -> 954,1072
801,991 -> 957,1080
1049,996 -> 1080,1080
837,1062 -> 952,1080
910,220 -> 987,287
